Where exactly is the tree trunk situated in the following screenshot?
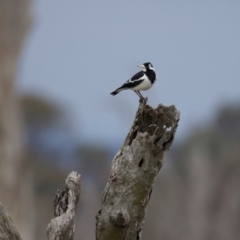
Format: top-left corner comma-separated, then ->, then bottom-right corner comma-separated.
0,99 -> 179,239
0,202 -> 22,240
0,1 -> 34,239
46,171 -> 81,240
96,99 -> 180,240
0,171 -> 81,240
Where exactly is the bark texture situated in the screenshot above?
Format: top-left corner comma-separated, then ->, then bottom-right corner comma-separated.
0,202 -> 22,240
46,171 -> 81,240
96,99 -> 180,240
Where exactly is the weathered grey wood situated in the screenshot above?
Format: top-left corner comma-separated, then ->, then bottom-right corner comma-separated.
96,99 -> 180,240
0,99 -> 179,240
46,171 -> 81,240
0,202 -> 22,240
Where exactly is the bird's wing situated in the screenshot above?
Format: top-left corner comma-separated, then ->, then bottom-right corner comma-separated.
121,71 -> 146,88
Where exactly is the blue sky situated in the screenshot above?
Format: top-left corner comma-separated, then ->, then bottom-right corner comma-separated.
18,0 -> 240,144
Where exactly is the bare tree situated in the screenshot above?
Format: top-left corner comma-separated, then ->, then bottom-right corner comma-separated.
96,99 -> 179,240
0,99 -> 179,239
46,171 -> 81,240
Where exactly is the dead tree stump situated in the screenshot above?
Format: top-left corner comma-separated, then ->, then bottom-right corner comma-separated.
96,99 -> 180,240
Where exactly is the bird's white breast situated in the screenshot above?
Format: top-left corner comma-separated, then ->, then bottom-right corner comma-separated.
131,78 -> 152,91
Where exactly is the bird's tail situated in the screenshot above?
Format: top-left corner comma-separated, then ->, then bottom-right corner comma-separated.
110,87 -> 124,96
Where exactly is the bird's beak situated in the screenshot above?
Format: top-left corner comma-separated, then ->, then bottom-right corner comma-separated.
138,65 -> 145,69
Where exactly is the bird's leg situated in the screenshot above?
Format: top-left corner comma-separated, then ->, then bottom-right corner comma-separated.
137,91 -> 145,100
134,91 -> 142,99
134,91 -> 146,104
136,91 -> 146,103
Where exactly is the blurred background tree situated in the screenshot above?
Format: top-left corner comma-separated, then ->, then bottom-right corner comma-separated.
0,1 -> 34,240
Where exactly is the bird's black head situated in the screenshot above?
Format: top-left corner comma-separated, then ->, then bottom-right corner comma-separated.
138,62 -> 154,72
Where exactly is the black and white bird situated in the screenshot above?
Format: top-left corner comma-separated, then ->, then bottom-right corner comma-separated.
111,62 -> 156,100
